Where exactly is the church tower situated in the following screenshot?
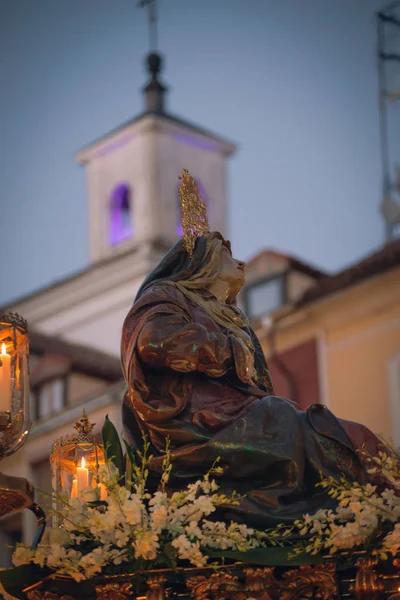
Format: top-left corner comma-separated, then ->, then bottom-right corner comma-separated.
7,47 -> 236,356
76,52 -> 236,264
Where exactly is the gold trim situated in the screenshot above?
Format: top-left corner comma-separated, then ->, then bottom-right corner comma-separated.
27,592 -> 75,600
349,557 -> 384,599
95,582 -> 133,600
0,311 -> 28,332
0,471 -> 34,517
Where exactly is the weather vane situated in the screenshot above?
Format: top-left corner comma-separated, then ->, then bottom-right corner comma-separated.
138,0 -> 159,53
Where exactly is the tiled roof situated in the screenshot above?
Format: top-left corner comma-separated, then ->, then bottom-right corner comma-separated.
246,248 -> 327,280
29,330 -> 122,382
296,238 -> 400,308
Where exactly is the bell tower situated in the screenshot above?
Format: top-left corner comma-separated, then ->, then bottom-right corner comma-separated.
7,0 -> 236,358
76,1 -> 236,264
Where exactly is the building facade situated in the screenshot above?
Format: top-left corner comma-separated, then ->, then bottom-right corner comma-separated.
245,240 -> 400,442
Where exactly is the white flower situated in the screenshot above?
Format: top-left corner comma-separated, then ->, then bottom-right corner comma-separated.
12,545 -> 34,567
46,544 -> 68,568
383,523 -> 400,556
133,529 -> 159,561
172,535 -> 207,567
31,545 -> 48,569
97,462 -> 120,487
49,527 -> 71,546
150,505 -> 168,534
122,495 -> 144,526
81,486 -> 100,503
185,520 -> 203,540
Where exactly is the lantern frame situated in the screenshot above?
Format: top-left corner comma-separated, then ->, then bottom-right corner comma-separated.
50,410 -> 105,520
0,311 -> 31,459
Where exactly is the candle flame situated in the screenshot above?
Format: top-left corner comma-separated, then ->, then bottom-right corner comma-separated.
1,343 -> 6,355
81,456 -> 85,468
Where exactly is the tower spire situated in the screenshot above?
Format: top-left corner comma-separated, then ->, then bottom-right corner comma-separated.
138,0 -> 167,114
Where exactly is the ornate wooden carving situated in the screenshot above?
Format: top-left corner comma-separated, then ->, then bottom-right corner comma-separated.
349,558 -> 384,600
95,582 -> 133,600
186,572 -> 248,600
27,592 -> 75,600
279,563 -> 339,600
146,574 -> 168,600
187,564 -> 339,600
243,567 -> 278,598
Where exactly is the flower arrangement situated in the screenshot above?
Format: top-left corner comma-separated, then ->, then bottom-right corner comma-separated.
288,442 -> 400,560
7,418 -> 400,600
11,417 -> 273,582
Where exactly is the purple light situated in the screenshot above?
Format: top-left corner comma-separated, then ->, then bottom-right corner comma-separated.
110,183 -> 133,246
172,133 -> 219,152
177,179 -> 209,236
95,133 -> 137,158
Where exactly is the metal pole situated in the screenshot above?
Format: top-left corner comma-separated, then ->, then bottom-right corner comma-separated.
138,0 -> 158,53
377,12 -> 394,239
148,0 -> 158,53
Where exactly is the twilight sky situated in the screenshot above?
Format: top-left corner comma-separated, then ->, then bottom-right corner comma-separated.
0,0 -> 396,305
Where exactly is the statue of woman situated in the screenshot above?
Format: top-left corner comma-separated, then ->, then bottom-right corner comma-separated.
121,171 -> 381,527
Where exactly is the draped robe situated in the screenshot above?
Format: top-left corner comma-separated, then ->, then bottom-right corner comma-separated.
121,283 -> 381,527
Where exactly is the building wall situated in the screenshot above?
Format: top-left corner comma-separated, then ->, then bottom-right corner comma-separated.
258,267 -> 400,441
326,290 -> 400,440
68,373 -> 108,405
9,244 -> 165,356
267,337 -> 320,410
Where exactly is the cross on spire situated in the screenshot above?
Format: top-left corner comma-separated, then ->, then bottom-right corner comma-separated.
138,0 -> 167,114
138,0 -> 159,53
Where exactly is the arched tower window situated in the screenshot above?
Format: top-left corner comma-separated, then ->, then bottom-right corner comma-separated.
110,183 -> 133,246
177,180 -> 209,236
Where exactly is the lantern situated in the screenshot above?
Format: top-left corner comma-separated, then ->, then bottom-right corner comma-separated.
0,312 -> 34,517
0,312 -> 30,459
50,410 -> 106,520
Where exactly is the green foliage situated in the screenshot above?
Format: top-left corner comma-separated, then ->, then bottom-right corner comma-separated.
101,415 -> 125,483
123,438 -> 137,491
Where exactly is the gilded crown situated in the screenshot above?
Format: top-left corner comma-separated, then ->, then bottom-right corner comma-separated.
178,169 -> 210,257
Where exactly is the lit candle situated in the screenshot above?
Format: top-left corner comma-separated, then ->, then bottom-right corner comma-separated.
70,478 -> 78,499
76,457 -> 89,492
0,343 -> 12,413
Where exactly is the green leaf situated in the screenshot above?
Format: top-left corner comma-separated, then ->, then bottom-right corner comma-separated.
123,439 -> 137,490
207,546 -> 323,566
102,415 -> 125,483
123,439 -> 137,472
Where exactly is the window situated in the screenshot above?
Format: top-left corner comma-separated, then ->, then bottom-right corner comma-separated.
177,179 -> 208,236
110,183 -> 133,246
245,276 -> 284,319
34,378 -> 66,421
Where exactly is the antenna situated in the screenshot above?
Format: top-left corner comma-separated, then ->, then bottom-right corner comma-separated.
377,1 -> 400,239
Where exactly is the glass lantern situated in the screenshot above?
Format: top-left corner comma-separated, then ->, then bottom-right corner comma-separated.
50,410 -> 106,519
0,312 -> 31,459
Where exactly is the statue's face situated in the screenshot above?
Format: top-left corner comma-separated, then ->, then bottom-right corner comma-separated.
218,245 -> 246,297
